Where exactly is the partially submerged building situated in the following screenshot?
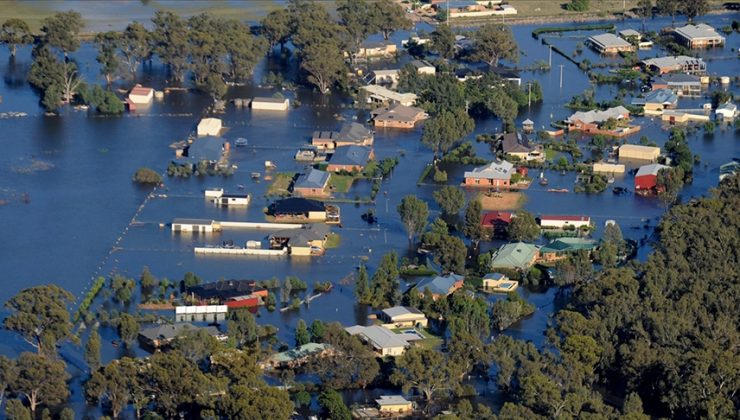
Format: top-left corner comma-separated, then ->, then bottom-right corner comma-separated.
651,73 -> 703,96
641,56 -> 706,75
268,197 -> 340,224
128,84 -> 154,105
251,97 -> 289,111
618,144 -> 661,162
269,224 -> 330,256
500,132 -> 544,162
588,33 -> 635,54
565,106 -> 633,136
326,145 -> 375,173
481,211 -> 513,238
361,85 -> 417,107
673,24 -> 725,48
414,273 -> 465,299
171,218 -> 217,233
174,305 -> 228,323
482,272 -> 519,293
345,325 -> 412,356
259,343 -> 335,370
539,238 -> 597,262
197,118 -> 222,136
489,242 -> 539,271
464,160 -> 514,187
378,306 -> 428,328
635,163 -> 670,194
633,88 -> 678,114
138,323 -> 225,349
293,168 -> 331,198
539,215 -> 592,229
371,104 -> 428,129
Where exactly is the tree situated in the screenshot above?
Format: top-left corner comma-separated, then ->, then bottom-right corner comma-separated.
431,24 -> 455,60
222,19 -> 267,81
657,166 -> 685,206
369,252 -> 401,308
391,347 -> 456,402
4,399 -> 31,420
491,292 -> 535,331
684,0 -> 709,21
152,10 -> 189,82
336,0 -> 375,61
4,285 -> 74,356
463,199 -> 483,248
310,319 -> 325,342
318,390 -> 351,420
227,309 -> 258,348
86,358 -> 145,419
95,31 -> 120,84
119,22 -> 151,77
636,0 -> 653,31
85,329 -> 101,371
433,186 -> 465,216
657,0 -> 679,26
219,385 -> 293,420
368,0 -> 412,40
299,41 -> 347,94
0,355 -> 17,405
421,109 -> 475,160
565,0 -> 590,11
437,235 -> 467,274
12,353 -> 69,417
41,11 -> 83,56
554,250 -> 594,287
171,327 -> 221,364
295,319 -> 310,347
145,352 -> 220,418
41,84 -> 63,112
117,313 -> 139,345
308,323 -> 380,389
397,195 -> 429,245
506,211 -> 540,241
354,263 -> 370,304
471,24 -> 518,67
1,19 -> 32,57
261,8 -> 292,52
133,167 -> 162,185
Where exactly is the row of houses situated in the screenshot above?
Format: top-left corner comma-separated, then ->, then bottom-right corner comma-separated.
588,23 -> 724,55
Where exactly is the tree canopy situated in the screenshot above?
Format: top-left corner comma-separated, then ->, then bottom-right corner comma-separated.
3,285 -> 74,356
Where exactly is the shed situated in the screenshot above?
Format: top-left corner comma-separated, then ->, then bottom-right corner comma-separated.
619,144 -> 660,162
197,118 -> 222,136
128,84 -> 154,105
539,215 -> 591,229
635,163 -> 669,192
171,218 -> 216,233
174,305 -> 228,322
252,97 -> 289,111
715,103 -> 737,120
376,395 -> 413,413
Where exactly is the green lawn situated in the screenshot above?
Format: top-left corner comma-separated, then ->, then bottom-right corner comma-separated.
266,172 -> 295,196
328,173 -> 355,193
545,148 -> 558,161
324,233 -> 340,249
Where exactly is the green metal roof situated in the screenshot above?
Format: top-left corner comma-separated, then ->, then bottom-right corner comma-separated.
540,237 -> 597,254
490,242 -> 539,270
268,343 -> 332,363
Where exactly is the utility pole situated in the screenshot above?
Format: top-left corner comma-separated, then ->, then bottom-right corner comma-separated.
548,44 -> 552,68
528,82 -> 531,107
559,64 -> 564,89
446,0 -> 449,26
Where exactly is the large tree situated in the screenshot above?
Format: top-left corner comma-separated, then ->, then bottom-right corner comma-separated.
41,11 -> 83,56
657,0 -> 679,26
95,31 -> 120,84
369,252 -> 401,309
222,19 -> 267,81
295,319 -> 310,346
152,10 -> 190,82
684,0 -> 709,21
227,309 -> 258,348
471,23 -> 518,67
318,389 -> 351,420
85,329 -> 101,371
219,385 -> 293,420
397,195 -> 430,245
336,0 -> 375,61
12,353 -> 69,417
117,313 -> 139,345
636,0 -> 653,31
368,0 -> 412,40
309,323 -> 380,389
119,22 -> 151,77
463,199 -> 483,248
144,352 -> 220,417
86,358 -> 144,419
261,8 -> 292,52
3,285 -> 74,356
0,356 -> 17,405
391,347 -> 457,402
421,109 -> 475,160
433,186 -> 465,216
506,211 -> 540,241
0,18 -> 32,57
430,24 -> 456,60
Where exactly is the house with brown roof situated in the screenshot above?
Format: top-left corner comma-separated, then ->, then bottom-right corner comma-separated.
311,123 -> 373,150
371,104 -> 428,129
500,132 -> 544,162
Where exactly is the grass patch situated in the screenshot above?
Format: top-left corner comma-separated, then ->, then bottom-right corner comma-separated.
328,173 -> 355,193
325,233 -> 340,249
417,164 -> 433,185
266,172 -> 295,196
532,23 -> 615,38
545,148 -> 558,161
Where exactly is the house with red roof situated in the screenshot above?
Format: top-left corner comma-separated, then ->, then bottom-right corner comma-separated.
538,215 -> 591,230
635,163 -> 669,194
481,211 -> 512,238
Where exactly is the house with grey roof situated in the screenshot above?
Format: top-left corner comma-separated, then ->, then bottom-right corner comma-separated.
327,145 -> 375,172
632,88 -> 678,113
312,123 -> 373,149
371,104 -> 428,129
673,24 -> 725,48
565,106 -> 636,136
651,73 -> 702,96
186,136 -> 224,163
379,306 -> 428,327
414,273 -> 465,299
258,343 -> 335,370
293,168 -> 330,198
464,160 -> 514,187
138,323 -> 225,349
269,224 -> 331,256
345,325 -> 410,356
641,56 -> 706,75
588,33 -> 635,54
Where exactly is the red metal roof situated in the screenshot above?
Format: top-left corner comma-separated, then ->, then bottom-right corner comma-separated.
540,215 -> 590,222
481,211 -> 513,226
130,86 -> 153,96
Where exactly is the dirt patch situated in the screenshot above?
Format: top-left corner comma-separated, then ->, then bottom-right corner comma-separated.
478,191 -> 525,211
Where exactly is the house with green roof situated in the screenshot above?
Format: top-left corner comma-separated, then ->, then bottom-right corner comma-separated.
539,237 -> 597,263
259,343 -> 335,370
489,242 -> 540,271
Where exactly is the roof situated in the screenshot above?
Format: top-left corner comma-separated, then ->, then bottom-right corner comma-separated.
173,218 -> 214,226
312,130 -> 337,140
330,145 -> 373,167
567,106 -> 629,124
139,323 -> 221,342
717,102 -> 737,112
522,118 -> 534,125
382,306 -> 424,319
439,0 -> 479,9
540,215 -> 591,222
187,136 -> 223,162
501,132 -> 533,154
589,33 -> 633,49
376,395 -> 411,406
481,211 -> 513,226
252,96 -> 288,103
642,56 -> 705,69
336,123 -> 373,143
270,224 -> 330,244
270,197 -> 325,214
174,305 -> 228,314
464,160 -> 514,180
345,325 -> 410,349
415,273 -> 464,296
654,73 -> 701,85
488,65 -> 521,79
636,163 -> 669,177
266,343 -> 332,363
187,279 -> 259,300
371,104 -> 427,122
130,85 -> 153,95
410,59 -> 433,69
674,23 -> 724,41
619,144 -> 660,155
619,29 -> 641,37
540,237 -> 597,254
634,88 -> 678,106
483,272 -> 508,281
295,168 -> 330,190
221,193 -> 249,199
361,85 -> 417,104
361,40 -> 395,49
490,242 -> 539,270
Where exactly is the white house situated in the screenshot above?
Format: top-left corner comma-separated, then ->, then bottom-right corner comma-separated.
716,103 -> 737,120
214,193 -> 250,207
171,218 -> 217,233
361,85 -> 417,106
174,305 -> 228,322
538,215 -> 591,229
197,118 -> 222,136
252,97 -> 290,111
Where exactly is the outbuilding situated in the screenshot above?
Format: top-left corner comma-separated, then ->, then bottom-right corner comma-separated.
252,97 -> 289,111
128,84 -> 154,105
539,215 -> 591,230
635,163 -> 669,193
174,305 -> 228,323
171,218 -> 217,233
215,193 -> 250,207
197,118 -> 222,136
619,144 -> 660,162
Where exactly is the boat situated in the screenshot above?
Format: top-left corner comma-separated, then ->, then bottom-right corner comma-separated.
234,137 -> 248,147
538,171 -> 548,185
607,176 -> 615,184
547,188 -> 569,193
250,172 -> 261,179
612,186 -> 628,195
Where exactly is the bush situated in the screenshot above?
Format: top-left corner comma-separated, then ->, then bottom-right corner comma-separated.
133,167 -> 162,185
566,0 -> 590,12
433,168 -> 448,183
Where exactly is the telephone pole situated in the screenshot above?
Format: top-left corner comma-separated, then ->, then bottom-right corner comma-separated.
548,44 -> 552,68
559,64 -> 564,89
528,82 -> 531,107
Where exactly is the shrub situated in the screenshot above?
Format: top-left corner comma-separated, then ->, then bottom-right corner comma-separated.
433,168 -> 448,183
133,167 -> 162,185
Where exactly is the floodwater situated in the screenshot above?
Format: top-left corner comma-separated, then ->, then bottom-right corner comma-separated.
0,9 -> 738,415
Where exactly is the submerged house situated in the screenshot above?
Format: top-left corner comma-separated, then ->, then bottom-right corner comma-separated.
128,84 -> 154,105
187,279 -> 268,305
171,218 -> 217,233
618,144 -> 661,162
251,97 -> 289,111
326,145 -> 375,173
489,242 -> 540,271
500,132 -> 544,161
641,56 -> 706,75
371,104 -> 428,129
539,238 -> 597,262
312,123 -> 374,150
197,118 -> 222,136
258,343 -> 335,370
186,136 -> 226,164
355,40 -> 398,58
565,106 -> 636,137
673,23 -> 725,48
269,224 -> 330,256
414,273 -> 465,300
464,160 -> 514,187
293,168 -> 331,198
651,73 -> 702,96
633,88 -> 678,114
635,163 -> 669,194
361,85 -> 418,107
269,197 -> 340,224
138,323 -> 225,349
588,33 -> 635,54
345,325 -> 412,356
481,211 -> 513,238
378,306 -> 428,328
482,272 -> 518,292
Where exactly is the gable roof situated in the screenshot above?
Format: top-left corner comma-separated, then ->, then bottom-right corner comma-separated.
336,122 -> 373,143
539,215 -> 590,222
674,23 -> 724,41
589,33 -> 633,49
481,211 -> 513,226
654,73 -> 701,85
330,145 -> 373,167
410,59 -> 434,69
540,237 -> 597,254
636,163 -> 669,177
345,325 -> 410,349
464,160 -> 514,180
415,273 -> 464,296
295,168 -> 330,190
371,104 -> 427,122
641,56 -> 705,69
377,395 -> 412,407
382,306 -> 424,319
490,242 -> 539,270
266,343 -> 333,363
252,96 -> 288,104
139,323 -> 221,342
634,88 -> 678,106
187,136 -> 223,162
501,132 -> 533,154
567,106 -> 629,124
312,130 -> 338,141
270,224 -> 330,245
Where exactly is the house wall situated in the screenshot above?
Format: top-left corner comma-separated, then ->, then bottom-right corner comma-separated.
129,91 -> 153,104
294,187 -> 329,198
374,119 -> 416,129
217,197 -> 249,206
619,147 -> 660,161
312,139 -> 335,149
327,164 -> 365,172
635,174 -> 658,190
380,345 -> 406,357
290,246 -> 312,256
540,219 -> 590,229
379,403 -> 413,413
252,100 -> 289,111
172,223 -> 213,233
464,177 -> 511,187
307,211 -> 327,220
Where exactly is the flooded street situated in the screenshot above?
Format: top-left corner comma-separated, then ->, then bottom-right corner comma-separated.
0,10 -> 738,414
